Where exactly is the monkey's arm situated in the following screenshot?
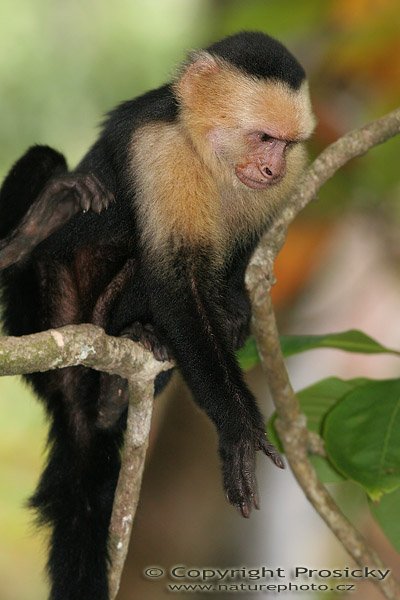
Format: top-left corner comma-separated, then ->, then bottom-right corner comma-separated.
223,247 -> 254,350
144,258 -> 283,516
0,173 -> 113,270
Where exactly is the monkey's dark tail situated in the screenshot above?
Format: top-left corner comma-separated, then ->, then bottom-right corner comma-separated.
29,407 -> 123,600
0,145 -> 67,239
0,145 -> 70,271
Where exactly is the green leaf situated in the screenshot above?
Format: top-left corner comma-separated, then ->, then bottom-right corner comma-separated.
237,336 -> 260,371
280,330 -> 400,358
370,488 -> 400,552
238,330 -> 400,372
268,376 -> 366,435
310,455 -> 344,484
267,377 -> 368,483
266,416 -> 283,453
296,377 -> 366,433
294,378 -> 369,483
324,379 -> 400,500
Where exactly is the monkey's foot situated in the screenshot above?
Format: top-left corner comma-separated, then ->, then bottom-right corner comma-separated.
48,172 -> 114,215
219,429 -> 284,518
122,322 -> 172,362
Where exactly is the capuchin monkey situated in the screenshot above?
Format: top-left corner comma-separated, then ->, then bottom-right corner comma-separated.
0,32 -> 315,600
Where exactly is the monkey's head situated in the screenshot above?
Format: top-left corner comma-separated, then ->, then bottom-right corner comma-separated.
175,32 -> 316,192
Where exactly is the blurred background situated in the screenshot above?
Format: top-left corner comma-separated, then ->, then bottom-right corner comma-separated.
0,1 -> 399,599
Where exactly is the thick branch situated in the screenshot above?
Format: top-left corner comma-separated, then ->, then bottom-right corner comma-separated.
0,323 -> 170,380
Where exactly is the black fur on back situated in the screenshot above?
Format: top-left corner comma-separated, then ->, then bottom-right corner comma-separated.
206,31 -> 305,89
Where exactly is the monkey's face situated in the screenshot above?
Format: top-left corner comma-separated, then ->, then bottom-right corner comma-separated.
204,76 -> 315,191
209,128 -> 294,190
176,52 -> 316,191
234,133 -> 291,190
206,123 -> 309,192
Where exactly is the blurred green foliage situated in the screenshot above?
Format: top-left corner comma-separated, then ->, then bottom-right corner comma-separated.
0,376 -> 46,599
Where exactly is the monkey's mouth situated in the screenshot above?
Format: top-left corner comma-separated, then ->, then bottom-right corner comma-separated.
235,170 -> 276,190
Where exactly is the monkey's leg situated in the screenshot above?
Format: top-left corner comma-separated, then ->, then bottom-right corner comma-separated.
96,323 -> 173,429
0,172 -> 114,270
121,321 -> 173,362
90,258 -> 172,427
0,146 -> 67,237
90,259 -> 135,430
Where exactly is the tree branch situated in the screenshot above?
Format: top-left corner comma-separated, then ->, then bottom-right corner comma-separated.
249,295 -> 400,600
0,324 -> 168,379
246,106 -> 400,600
252,106 -> 400,268
108,377 -> 155,600
307,431 -> 327,457
0,324 -> 172,599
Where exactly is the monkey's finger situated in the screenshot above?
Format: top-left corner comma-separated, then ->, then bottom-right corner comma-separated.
152,344 -> 171,362
79,174 -> 111,213
224,492 -> 249,518
239,501 -> 251,518
240,451 -> 259,512
72,179 -> 96,212
253,492 -> 260,510
92,174 -> 115,206
259,437 -> 285,469
223,464 -> 253,518
87,173 -> 115,210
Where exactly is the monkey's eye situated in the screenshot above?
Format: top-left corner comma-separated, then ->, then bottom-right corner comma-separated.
259,133 -> 273,143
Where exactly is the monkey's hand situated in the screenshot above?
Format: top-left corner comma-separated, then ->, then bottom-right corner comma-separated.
0,173 -> 114,270
46,172 -> 114,215
219,426 -> 284,518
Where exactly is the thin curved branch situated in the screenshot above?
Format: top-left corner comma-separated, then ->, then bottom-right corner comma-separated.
249,295 -> 400,600
108,377 -> 155,600
289,106 -> 400,219
307,431 -> 326,457
247,107 -> 400,600
252,106 -> 400,268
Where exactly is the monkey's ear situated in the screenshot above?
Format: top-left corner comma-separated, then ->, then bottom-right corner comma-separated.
175,51 -> 220,105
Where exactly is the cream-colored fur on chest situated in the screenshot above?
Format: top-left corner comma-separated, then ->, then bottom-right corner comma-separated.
130,121 -> 306,261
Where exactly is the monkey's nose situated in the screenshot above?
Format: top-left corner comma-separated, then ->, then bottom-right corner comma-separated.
260,160 -> 285,181
263,166 -> 273,178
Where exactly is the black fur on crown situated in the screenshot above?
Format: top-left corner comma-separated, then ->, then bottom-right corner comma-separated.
206,31 -> 305,90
